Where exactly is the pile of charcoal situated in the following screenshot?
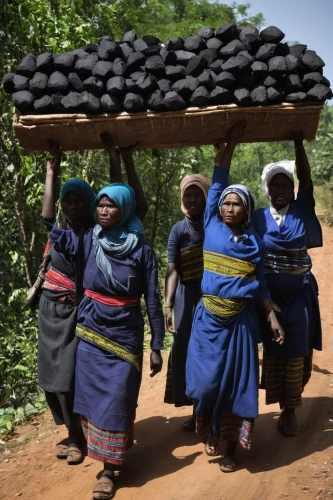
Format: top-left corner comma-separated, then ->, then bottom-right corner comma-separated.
2,23 -> 332,115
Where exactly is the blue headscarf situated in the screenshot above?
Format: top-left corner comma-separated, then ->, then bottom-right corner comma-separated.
93,183 -> 144,291
218,184 -> 255,226
60,178 -> 96,216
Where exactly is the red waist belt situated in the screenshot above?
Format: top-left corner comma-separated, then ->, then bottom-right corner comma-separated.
84,289 -> 141,307
43,268 -> 76,302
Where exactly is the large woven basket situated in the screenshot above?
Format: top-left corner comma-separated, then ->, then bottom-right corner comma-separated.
13,102 -> 324,153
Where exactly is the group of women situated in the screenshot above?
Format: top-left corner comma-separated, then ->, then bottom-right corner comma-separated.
37,124 -> 322,499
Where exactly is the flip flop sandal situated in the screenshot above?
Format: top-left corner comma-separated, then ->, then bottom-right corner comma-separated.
56,446 -> 69,459
93,473 -> 115,500
205,435 -> 220,456
220,456 -> 237,473
67,446 -> 84,465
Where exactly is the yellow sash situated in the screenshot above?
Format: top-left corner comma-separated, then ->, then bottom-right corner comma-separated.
204,250 -> 256,279
203,295 -> 246,318
76,325 -> 141,372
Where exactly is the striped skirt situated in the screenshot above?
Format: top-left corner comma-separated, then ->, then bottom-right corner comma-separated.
261,350 -> 313,409
196,413 -> 254,450
81,416 -> 134,465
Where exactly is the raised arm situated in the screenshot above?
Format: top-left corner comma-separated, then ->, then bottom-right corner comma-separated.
101,132 -> 123,183
42,142 -> 61,219
293,132 -> 311,190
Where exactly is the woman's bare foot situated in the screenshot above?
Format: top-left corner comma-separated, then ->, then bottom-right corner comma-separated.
205,434 -> 220,456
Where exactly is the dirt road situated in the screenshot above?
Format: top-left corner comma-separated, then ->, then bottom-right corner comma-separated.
1,225 -> 333,500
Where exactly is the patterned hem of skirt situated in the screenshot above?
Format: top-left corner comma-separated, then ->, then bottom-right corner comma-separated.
81,416 -> 134,465
196,413 -> 255,450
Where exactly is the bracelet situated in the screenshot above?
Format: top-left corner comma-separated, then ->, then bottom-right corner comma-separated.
163,304 -> 172,309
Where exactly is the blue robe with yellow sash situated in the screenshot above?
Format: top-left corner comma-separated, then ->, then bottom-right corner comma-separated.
186,167 -> 270,438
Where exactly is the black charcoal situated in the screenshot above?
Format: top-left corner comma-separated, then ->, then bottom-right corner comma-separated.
106,76 -> 127,95
215,22 -> 238,42
61,92 -> 80,113
302,50 -> 325,71
121,31 -> 137,45
143,35 -> 160,46
285,54 -> 300,73
99,36 -> 113,43
307,84 -> 332,101
165,65 -> 185,81
260,26 -> 285,43
13,75 -> 30,92
145,55 -> 165,75
53,52 -> 77,74
268,56 -> 287,78
133,39 -> 148,53
51,93 -> 65,113
34,95 -> 53,114
239,27 -> 263,52
136,73 -> 158,93
250,85 -> 268,105
147,90 -> 166,111
123,93 -> 146,112
198,27 -> 215,40
142,45 -> 161,56
85,43 -> 99,54
251,61 -> 268,79
216,71 -> 236,90
220,40 -> 245,58
71,49 -> 89,59
2,73 -> 15,94
175,50 -> 196,66
160,47 -> 177,65
285,92 -> 307,102
255,43 -> 277,62
36,52 -> 53,74
98,41 -> 122,61
189,86 -> 211,106
210,59 -> 223,74
199,48 -> 218,66
12,90 -> 35,113
16,53 -> 36,78
75,56 -> 96,79
68,72 -> 84,92
171,79 -> 193,100
47,71 -> 69,94
184,35 -> 206,53
93,61 -> 114,81
276,43 -> 290,56
321,76 -> 331,87
130,71 -> 145,82
238,72 -> 256,88
29,72 -> 48,96
157,79 -> 172,93
238,50 -> 255,63
125,78 -> 139,92
289,44 -> 307,58
79,91 -> 101,113
101,94 -> 122,112
186,75 -> 200,90
197,69 -> 216,90
267,86 -> 283,103
83,76 -> 104,97
210,86 -> 232,104
126,52 -> 146,74
221,54 -> 251,75
185,54 -> 207,76
165,38 -> 184,51
119,43 -> 134,59
257,75 -> 278,88
113,59 -> 127,76
206,38 -> 224,51
283,73 -> 302,93
164,91 -> 186,110
233,87 -> 252,106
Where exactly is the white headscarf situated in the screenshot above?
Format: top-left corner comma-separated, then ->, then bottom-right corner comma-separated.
261,160 -> 295,200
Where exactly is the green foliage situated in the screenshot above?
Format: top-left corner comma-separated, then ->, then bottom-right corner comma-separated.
0,391 -> 47,436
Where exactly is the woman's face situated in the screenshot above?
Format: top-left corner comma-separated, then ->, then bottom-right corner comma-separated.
220,193 -> 246,228
183,185 -> 206,217
268,174 -> 294,209
61,191 -> 86,222
96,195 -> 122,229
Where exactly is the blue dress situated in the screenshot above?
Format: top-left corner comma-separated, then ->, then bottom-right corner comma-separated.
186,167 -> 269,448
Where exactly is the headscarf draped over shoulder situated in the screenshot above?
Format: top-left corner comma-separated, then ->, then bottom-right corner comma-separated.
60,178 -> 96,216
261,160 -> 295,200
218,184 -> 255,226
180,174 -> 210,215
96,183 -> 144,240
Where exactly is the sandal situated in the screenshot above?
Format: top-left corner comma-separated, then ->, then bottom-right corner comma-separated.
93,471 -> 115,500
67,446 -> 84,465
220,456 -> 237,473
205,435 -> 220,456
56,446 -> 69,459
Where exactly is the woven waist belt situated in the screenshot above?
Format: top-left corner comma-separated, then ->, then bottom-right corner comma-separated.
84,289 -> 141,307
203,294 -> 246,318
76,325 -> 141,372
43,268 -> 76,302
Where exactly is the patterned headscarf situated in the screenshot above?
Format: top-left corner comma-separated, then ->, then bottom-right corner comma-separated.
180,174 -> 211,215
261,160 -> 295,200
218,184 -> 255,226
60,178 -> 96,216
93,183 -> 144,290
